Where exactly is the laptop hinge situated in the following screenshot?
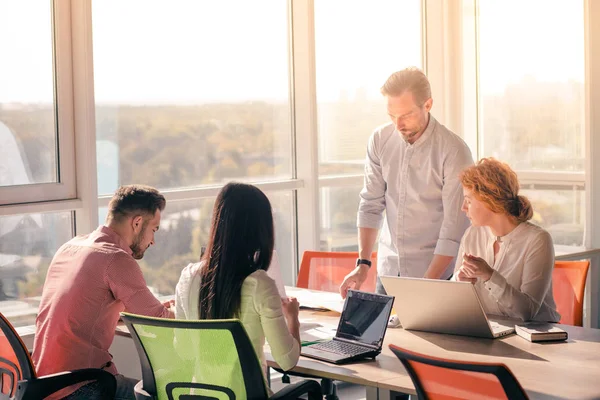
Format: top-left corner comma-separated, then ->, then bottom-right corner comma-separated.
334,337 -> 379,350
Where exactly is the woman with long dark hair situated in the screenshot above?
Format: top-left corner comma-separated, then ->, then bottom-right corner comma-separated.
175,182 -> 300,383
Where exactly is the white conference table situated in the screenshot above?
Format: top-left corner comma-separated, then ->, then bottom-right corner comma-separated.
265,288 -> 600,400
115,285 -> 600,399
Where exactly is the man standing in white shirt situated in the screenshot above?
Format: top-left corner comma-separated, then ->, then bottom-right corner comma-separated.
340,67 -> 473,297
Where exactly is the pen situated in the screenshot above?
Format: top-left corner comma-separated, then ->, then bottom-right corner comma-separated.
301,339 -> 327,347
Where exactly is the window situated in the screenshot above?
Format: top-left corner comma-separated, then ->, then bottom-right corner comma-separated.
0,212 -> 74,328
0,1 -> 55,186
314,0 -> 423,250
0,1 -> 76,204
320,185 -> 363,251
92,0 -> 292,194
92,0 -> 298,287
475,0 -> 585,247
99,192 -> 296,296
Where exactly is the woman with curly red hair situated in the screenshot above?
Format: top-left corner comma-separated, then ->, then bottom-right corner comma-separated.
454,158 -> 560,322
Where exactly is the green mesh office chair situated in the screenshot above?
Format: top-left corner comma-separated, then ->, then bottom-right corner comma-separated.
120,313 -> 321,400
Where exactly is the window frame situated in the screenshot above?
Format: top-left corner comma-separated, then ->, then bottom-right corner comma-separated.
0,0 -> 77,206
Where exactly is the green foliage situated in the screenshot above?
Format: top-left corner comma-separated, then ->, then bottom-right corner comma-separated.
94,103 -> 293,189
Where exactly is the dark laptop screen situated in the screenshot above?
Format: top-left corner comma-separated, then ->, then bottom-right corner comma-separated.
336,290 -> 394,346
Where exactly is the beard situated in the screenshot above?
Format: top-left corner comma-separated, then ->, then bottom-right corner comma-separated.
130,225 -> 148,260
399,128 -> 420,143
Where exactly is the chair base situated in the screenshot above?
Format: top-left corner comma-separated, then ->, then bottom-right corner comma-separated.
134,380 -> 153,400
275,369 -> 337,399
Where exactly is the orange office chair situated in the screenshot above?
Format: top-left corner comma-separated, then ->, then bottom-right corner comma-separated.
552,260 -> 590,326
389,344 -> 529,400
296,251 -> 378,293
0,312 -> 115,399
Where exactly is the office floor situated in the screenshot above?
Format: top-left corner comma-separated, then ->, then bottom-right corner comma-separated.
270,371 -> 366,399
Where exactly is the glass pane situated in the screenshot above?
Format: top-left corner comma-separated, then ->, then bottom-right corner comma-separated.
478,0 -> 584,171
525,188 -> 585,248
92,1 -> 292,195
0,212 -> 73,327
315,0 -> 422,176
320,185 -> 367,252
477,0 -> 585,248
320,185 -> 585,251
99,191 -> 295,295
0,1 -> 57,186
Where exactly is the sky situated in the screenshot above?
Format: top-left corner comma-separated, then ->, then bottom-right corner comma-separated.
0,0 -> 585,104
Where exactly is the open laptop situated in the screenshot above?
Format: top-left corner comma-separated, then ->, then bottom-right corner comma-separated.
380,276 -> 515,339
301,289 -> 394,364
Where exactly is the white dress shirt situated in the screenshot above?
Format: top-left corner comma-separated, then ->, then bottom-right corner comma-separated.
175,263 -> 300,388
357,115 -> 473,279
453,222 -> 561,322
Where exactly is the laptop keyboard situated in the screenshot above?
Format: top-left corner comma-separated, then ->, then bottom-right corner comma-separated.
311,340 -> 367,356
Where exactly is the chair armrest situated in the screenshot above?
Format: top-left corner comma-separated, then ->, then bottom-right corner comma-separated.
270,379 -> 322,400
18,368 -> 116,399
134,380 -> 154,400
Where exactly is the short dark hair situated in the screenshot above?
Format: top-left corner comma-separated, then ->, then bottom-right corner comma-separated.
107,185 -> 166,223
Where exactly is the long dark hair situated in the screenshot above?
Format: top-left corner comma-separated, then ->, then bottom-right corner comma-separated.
198,182 -> 274,319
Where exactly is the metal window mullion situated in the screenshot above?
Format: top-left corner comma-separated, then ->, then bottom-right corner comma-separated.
96,179 -> 305,208
584,0 -> 600,328
0,198 -> 83,217
291,0 -> 320,267
0,0 -> 77,206
53,0 -> 77,199
70,0 -> 99,235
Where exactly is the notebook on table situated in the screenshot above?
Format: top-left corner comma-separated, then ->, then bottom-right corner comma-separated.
515,322 -> 568,342
301,289 -> 394,364
380,276 -> 515,339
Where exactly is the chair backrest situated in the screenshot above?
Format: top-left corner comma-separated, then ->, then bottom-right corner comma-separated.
296,251 -> 377,293
552,260 -> 590,326
389,344 -> 529,400
0,313 -> 36,398
120,313 -> 268,400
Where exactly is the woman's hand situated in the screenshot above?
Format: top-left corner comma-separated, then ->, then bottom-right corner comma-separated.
459,253 -> 494,282
455,268 -> 477,284
281,297 -> 301,345
281,296 -> 300,321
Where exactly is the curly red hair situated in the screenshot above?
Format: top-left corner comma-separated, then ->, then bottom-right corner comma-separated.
460,158 -> 533,223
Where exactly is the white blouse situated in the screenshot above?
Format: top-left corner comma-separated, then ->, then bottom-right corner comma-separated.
175,262 -> 300,382
452,222 -> 561,322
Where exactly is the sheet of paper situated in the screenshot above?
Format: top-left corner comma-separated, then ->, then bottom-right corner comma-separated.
285,287 -> 345,314
299,320 -> 337,344
266,251 -> 287,298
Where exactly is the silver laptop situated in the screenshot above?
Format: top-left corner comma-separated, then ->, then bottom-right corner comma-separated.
380,276 -> 515,339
